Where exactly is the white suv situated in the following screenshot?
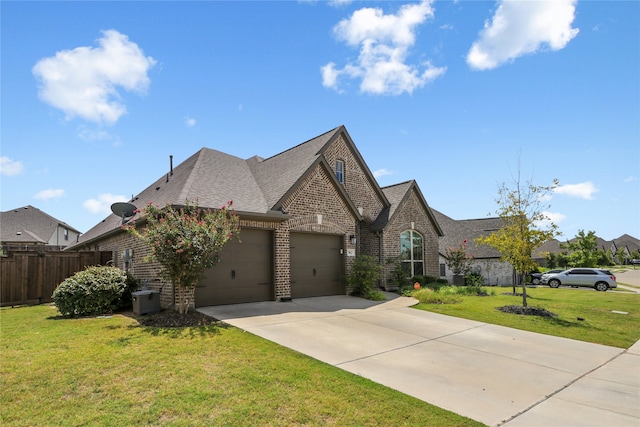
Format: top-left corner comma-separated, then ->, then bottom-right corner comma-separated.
540,268 -> 617,291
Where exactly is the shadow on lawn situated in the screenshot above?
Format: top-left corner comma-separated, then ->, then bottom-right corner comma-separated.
127,310 -> 231,339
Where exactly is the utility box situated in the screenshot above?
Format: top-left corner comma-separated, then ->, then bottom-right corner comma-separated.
132,290 -> 160,315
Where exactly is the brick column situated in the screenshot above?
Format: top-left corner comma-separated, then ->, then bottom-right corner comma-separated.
274,223 -> 291,300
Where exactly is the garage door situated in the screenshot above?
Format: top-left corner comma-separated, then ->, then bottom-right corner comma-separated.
195,229 -> 273,307
290,233 -> 344,298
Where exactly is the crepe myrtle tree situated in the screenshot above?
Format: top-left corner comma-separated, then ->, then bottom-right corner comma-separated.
125,200 -> 239,314
445,240 -> 474,281
476,170 -> 560,307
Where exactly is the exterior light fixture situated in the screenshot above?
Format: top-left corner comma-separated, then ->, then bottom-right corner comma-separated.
349,234 -> 357,245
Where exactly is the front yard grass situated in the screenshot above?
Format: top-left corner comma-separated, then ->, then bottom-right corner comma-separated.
1,305 -> 482,427
414,287 -> 640,348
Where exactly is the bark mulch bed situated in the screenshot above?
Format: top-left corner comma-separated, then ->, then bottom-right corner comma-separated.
497,305 -> 558,317
135,310 -> 220,328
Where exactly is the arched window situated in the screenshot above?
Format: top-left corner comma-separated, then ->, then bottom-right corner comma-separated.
400,230 -> 424,277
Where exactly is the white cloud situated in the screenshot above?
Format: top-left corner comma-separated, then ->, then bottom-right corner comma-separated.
467,0 -> 579,70
83,193 -> 128,214
32,30 -> 156,124
543,211 -> 567,223
185,117 -> 196,127
554,182 -> 598,200
624,175 -> 638,183
77,125 -> 111,141
373,168 -> 394,178
536,211 -> 567,228
0,156 -> 24,176
322,0 -> 446,95
34,189 -> 65,200
328,0 -> 353,6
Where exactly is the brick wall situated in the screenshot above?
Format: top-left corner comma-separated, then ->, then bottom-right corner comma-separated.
279,162 -> 358,297
322,134 -> 386,224
439,254 -> 514,287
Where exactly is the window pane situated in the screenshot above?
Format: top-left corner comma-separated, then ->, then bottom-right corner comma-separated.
336,160 -> 344,183
400,231 -> 411,260
412,233 -> 423,260
414,262 -> 424,277
401,262 -> 411,277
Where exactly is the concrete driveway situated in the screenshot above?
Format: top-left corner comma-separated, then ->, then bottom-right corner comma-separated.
198,293 -> 640,427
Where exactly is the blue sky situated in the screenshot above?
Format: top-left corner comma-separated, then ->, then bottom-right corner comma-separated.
1,0 -> 638,242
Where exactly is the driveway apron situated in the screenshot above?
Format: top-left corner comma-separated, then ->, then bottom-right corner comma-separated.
198,293 -> 639,427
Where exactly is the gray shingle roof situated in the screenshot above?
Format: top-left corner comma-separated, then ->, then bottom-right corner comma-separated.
431,209 -> 502,258
1,205 -> 80,244
71,127 -> 345,248
612,234 -> 640,253
72,147 -> 274,247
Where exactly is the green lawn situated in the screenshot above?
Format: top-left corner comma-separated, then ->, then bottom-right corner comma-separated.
414,287 -> 640,348
1,305 -> 482,427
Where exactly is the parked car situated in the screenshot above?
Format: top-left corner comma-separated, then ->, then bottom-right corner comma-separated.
528,272 -> 542,285
540,268 -> 617,291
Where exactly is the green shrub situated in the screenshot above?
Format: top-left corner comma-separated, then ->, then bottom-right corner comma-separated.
386,257 -> 408,289
464,272 -> 484,287
423,275 -> 439,284
413,288 -> 462,304
347,255 -> 384,300
367,290 -> 387,301
52,266 -> 135,316
424,281 -> 445,291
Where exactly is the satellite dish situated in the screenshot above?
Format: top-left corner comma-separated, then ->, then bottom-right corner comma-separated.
111,202 -> 137,224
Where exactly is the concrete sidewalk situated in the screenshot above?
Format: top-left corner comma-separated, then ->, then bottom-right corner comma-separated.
198,294 -> 640,427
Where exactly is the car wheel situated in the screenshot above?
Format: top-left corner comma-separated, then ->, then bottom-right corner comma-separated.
595,282 -> 609,292
549,279 -> 560,288
532,277 -> 540,285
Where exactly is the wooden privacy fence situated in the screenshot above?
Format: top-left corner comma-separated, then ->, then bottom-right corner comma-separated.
1,250 -> 112,307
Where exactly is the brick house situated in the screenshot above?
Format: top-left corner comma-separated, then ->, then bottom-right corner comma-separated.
69,126 -> 442,308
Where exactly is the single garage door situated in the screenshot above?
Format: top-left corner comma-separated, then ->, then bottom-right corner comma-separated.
195,229 -> 273,307
290,233 -> 344,298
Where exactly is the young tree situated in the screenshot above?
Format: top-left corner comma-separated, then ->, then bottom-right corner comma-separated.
613,247 -> 627,265
126,200 -> 239,314
561,230 -> 599,267
445,240 -> 474,284
476,172 -> 559,307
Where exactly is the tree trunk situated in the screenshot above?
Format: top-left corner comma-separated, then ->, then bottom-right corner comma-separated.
519,273 -> 528,307
178,285 -> 186,314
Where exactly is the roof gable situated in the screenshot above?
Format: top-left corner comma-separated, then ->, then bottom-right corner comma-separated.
317,126 -> 390,209
377,181 -> 443,236
248,127 -> 340,208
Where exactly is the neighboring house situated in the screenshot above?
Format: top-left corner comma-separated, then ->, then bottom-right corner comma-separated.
0,205 -> 81,251
68,126 -> 443,308
535,234 -> 640,265
609,235 -> 640,261
432,209 -> 513,286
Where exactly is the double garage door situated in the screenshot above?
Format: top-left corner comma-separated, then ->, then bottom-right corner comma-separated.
195,230 -> 344,306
